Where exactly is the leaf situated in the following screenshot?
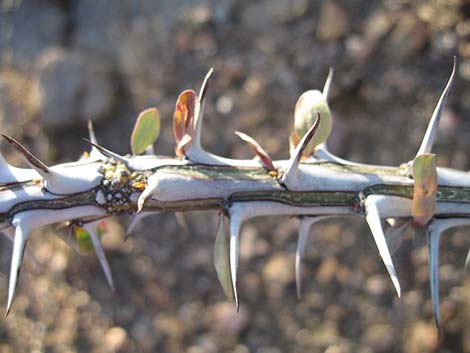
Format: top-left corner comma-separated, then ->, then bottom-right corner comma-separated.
234,131 -> 276,172
173,90 -> 197,156
412,153 -> 437,226
130,108 -> 161,155
213,213 -> 234,301
294,90 -> 332,157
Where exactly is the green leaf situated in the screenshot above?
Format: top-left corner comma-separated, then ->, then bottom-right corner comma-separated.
213,214 -> 234,301
130,108 -> 161,155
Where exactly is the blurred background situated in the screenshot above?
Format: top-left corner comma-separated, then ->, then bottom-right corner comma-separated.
0,0 -> 470,352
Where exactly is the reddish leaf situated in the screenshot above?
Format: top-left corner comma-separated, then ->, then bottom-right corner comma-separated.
173,90 -> 197,155
235,131 -> 276,172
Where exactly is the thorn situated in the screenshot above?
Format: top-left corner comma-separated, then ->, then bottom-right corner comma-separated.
465,247 -> 470,273
190,68 -> 214,154
365,198 -> 402,298
144,144 -> 155,155
229,209 -> 244,311
416,57 -> 456,156
82,138 -> 130,167
198,67 -> 214,102
87,120 -> 98,144
283,114 -> 322,185
125,211 -> 159,241
322,68 -> 334,100
234,131 -> 276,172
213,213 -> 234,301
1,134 -> 49,176
7,223 -> 30,315
83,222 -> 115,291
174,212 -> 190,235
426,223 -> 443,338
86,120 -> 106,161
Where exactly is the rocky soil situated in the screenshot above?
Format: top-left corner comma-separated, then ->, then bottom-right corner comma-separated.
0,0 -> 469,352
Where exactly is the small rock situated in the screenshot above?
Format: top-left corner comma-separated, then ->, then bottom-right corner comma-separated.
0,2 -> 65,69
386,14 -> 428,60
37,48 -> 115,130
317,1 -> 350,41
404,321 -> 438,353
363,324 -> 397,353
0,68 -> 41,131
104,326 -> 128,352
365,275 -> 388,297
316,257 -> 338,284
262,253 -> 294,298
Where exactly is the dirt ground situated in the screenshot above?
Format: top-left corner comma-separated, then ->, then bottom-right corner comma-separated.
0,0 -> 469,352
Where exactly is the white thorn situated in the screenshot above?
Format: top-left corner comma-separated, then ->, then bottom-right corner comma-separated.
426,222 -> 442,334
191,68 -> 214,152
0,152 -> 40,184
87,120 -> 106,161
83,138 -> 129,166
144,145 -> 155,155
174,212 -> 190,235
83,221 -> 115,292
295,216 -> 331,299
125,211 -> 159,240
1,227 -> 40,269
322,68 -> 334,101
6,222 -> 30,315
465,247 -> 470,273
283,115 -> 322,186
2,134 -> 102,194
136,175 -> 159,213
2,134 -> 49,177
365,197 -> 402,298
229,206 -> 246,311
420,218 -> 470,335
416,58 -> 456,157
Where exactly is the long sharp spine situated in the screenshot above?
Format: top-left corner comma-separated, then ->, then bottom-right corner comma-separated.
365,198 -> 402,298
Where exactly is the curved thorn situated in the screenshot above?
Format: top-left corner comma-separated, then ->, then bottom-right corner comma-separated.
87,120 -> 105,160
82,138 -> 130,167
174,212 -> 190,235
416,57 -> 456,156
199,67 -> 214,102
84,222 -> 115,292
214,213 -> 234,301
144,145 -> 155,155
426,223 -> 442,337
1,134 -> 49,176
125,211 -> 159,241
365,198 -> 402,297
283,114 -> 321,185
136,176 -> 158,214
2,228 -> 40,269
229,208 -> 244,311
465,247 -> 470,273
295,216 -> 331,299
234,131 -> 276,172
322,68 -> 334,101
6,224 -> 30,316
192,68 -> 214,152
87,120 -> 98,144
